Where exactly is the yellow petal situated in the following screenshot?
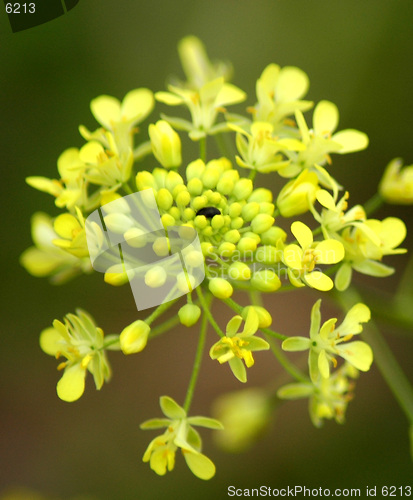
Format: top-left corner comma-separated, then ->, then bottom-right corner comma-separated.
318,349 -> 330,378
314,239 -> 344,264
182,450 -> 216,480
333,129 -> 369,154
291,221 -> 313,249
56,364 -> 86,402
305,271 -> 333,291
316,189 -> 337,211
336,341 -> 373,371
90,95 -> 121,129
283,244 -> 303,269
54,214 -> 81,239
313,100 -> 339,135
121,88 -> 154,123
39,327 -> 63,356
276,66 -> 309,102
79,141 -> 105,164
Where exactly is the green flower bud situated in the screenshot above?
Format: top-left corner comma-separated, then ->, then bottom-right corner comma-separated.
209,278 -> 233,299
229,202 -> 242,218
179,304 -> 202,327
242,202 -> 260,221
186,159 -> 205,180
156,188 -> 173,210
120,320 -> 150,354
254,245 -> 278,264
251,214 -> 275,234
243,231 -> 261,243
169,206 -> 181,220
211,215 -> 225,230
177,271 -> 196,292
192,195 -> 208,211
145,266 -> 167,288
176,190 -> 191,207
248,188 -> 273,203
242,306 -> 272,328
187,178 -> 204,196
251,270 -> 281,292
201,242 -> 214,256
217,177 -> 234,195
104,264 -> 133,286
165,171 -> 184,192
260,226 -> 287,245
224,229 -> 241,244
153,236 -> 170,256
194,215 -> 208,229
149,120 -> 182,168
230,217 -> 244,229
237,237 -> 257,253
259,202 -> 275,215
183,207 -> 195,220
228,262 -> 251,281
104,213 -> 134,233
202,166 -> 220,189
124,227 -> 147,248
233,179 -> 253,200
218,242 -> 236,257
161,213 -> 175,227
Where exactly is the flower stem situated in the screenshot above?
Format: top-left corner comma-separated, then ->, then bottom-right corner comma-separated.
339,288 -> 413,426
364,192 -> 384,216
183,311 -> 208,413
265,336 -> 309,383
196,286 -> 224,337
145,296 -> 178,326
199,137 -> 207,163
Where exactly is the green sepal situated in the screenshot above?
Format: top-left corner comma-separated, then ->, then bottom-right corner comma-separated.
187,417 -> 224,430
140,418 -> 171,430
160,395 -> 186,419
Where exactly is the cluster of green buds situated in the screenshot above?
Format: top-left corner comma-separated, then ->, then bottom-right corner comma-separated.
22,36 -> 412,479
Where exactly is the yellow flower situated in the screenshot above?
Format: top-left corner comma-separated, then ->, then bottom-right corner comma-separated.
87,88 -> 154,152
379,157 -> 413,204
209,309 -> 269,382
155,77 -> 246,140
149,120 -> 182,168
230,121 -> 304,173
277,169 -> 320,217
253,63 -> 313,130
294,100 -> 369,172
278,363 -> 359,427
282,300 -> 372,383
52,208 -> 89,258
141,396 -> 222,480
283,221 -> 344,291
20,212 -> 91,283
40,310 -> 113,402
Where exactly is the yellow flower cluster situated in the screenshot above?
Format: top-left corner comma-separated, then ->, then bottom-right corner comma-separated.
21,35 -> 410,480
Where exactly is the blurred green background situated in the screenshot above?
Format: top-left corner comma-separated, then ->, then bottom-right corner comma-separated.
1,0 -> 413,498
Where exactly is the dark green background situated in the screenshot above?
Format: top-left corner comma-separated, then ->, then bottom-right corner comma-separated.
1,1 -> 412,499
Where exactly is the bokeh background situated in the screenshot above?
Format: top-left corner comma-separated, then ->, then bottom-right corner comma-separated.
1,0 -> 413,498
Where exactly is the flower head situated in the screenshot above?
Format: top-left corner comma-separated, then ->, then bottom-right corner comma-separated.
282,300 -> 372,382
379,157 -> 413,204
209,308 -> 269,382
40,310 -> 113,401
283,221 -> 345,291
141,396 -> 223,480
278,363 -> 359,427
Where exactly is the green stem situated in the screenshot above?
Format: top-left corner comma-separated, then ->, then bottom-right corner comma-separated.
145,295 -> 178,326
199,137 -> 207,163
339,288 -> 413,425
196,286 -> 224,337
149,314 -> 182,339
265,336 -> 309,383
183,314 -> 208,412
364,192 -> 384,216
248,170 -> 257,181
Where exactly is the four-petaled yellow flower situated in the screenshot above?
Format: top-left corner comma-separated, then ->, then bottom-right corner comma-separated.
282,300 -> 372,383
40,310 -> 114,402
283,221 -> 345,291
209,308 -> 269,382
141,396 -> 223,480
